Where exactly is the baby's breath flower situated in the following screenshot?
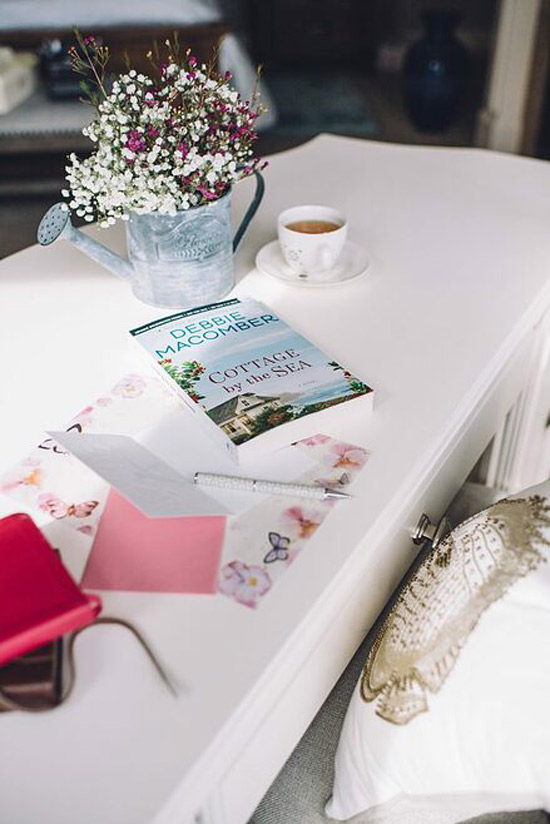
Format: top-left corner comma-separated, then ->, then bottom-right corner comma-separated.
64,45 -> 265,225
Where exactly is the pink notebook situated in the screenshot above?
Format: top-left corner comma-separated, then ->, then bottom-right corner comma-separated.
0,514 -> 101,666
81,490 -> 226,594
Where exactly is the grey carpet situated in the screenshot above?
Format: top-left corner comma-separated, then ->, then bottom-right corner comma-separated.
264,71 -> 380,138
250,627 -> 374,824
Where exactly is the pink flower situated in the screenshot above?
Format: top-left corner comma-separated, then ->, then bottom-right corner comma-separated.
126,131 -> 146,152
197,184 -> 217,201
327,443 -> 368,471
218,561 -> 272,608
69,405 -> 94,428
112,374 -> 145,398
300,434 -> 331,448
281,506 -> 324,540
96,397 -> 113,407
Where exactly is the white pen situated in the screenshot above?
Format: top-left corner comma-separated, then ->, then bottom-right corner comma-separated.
194,472 -> 351,501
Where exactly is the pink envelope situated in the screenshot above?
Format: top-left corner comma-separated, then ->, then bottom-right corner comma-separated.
81,490 -> 226,594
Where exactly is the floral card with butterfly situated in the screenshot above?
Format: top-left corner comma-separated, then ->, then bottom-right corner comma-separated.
0,373 -> 180,538
219,435 -> 369,608
0,373 -> 370,606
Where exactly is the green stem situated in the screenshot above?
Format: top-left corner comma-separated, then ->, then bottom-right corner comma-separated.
74,29 -> 108,102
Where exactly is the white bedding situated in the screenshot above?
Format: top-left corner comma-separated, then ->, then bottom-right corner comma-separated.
0,0 -> 221,28
327,479 -> 550,823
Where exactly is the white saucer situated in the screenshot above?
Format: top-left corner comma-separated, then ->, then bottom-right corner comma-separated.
255,240 -> 370,288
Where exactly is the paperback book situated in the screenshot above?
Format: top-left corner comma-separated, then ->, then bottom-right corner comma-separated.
129,298 -> 373,461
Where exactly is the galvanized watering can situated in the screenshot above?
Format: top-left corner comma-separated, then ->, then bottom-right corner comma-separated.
37,173 -> 264,309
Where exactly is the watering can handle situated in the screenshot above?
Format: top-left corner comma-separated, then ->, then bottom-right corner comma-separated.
232,172 -> 265,253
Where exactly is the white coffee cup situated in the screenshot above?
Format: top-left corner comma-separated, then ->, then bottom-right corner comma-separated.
278,205 -> 348,283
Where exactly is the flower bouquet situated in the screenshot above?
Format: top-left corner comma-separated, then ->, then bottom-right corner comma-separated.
45,33 -> 267,308
64,33 -> 266,227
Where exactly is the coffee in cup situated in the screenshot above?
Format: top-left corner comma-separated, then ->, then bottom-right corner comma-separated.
278,206 -> 348,282
285,219 -> 342,234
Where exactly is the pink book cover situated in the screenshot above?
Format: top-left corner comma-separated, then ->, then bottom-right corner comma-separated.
0,514 -> 101,666
81,490 -> 226,594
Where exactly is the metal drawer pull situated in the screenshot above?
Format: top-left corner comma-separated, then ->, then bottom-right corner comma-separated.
412,513 -> 451,549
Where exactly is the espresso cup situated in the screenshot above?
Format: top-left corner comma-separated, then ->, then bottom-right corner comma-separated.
278,205 -> 348,282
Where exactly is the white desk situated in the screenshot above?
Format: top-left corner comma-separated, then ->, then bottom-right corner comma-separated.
1,136 -> 550,824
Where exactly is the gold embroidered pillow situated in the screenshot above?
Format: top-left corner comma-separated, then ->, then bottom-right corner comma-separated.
327,480 -> 550,823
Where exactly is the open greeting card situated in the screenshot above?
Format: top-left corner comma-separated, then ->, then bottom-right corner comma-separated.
1,372 -> 370,608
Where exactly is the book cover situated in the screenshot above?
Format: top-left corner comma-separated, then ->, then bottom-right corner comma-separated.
129,298 -> 373,460
0,514 -> 101,666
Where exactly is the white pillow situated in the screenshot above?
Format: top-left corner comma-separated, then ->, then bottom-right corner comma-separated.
326,479 -> 550,823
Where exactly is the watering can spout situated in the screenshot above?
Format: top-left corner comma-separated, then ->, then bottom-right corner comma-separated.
37,203 -> 134,281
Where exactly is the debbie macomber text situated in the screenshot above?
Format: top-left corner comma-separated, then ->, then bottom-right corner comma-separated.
154,309 -> 279,358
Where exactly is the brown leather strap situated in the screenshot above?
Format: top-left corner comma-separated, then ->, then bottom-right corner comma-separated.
0,617 -> 177,712
0,687 -> 42,713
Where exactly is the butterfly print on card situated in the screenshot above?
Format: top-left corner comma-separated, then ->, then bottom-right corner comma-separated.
38,493 -> 99,520
263,532 -> 291,564
38,423 -> 83,454
314,471 -> 351,489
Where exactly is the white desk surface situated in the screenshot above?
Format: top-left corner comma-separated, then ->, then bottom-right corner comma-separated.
1,135 -> 550,824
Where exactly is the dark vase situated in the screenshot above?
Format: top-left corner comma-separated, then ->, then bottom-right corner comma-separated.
403,10 -> 469,132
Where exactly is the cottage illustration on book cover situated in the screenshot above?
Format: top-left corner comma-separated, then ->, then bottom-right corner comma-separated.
130,299 -> 373,454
